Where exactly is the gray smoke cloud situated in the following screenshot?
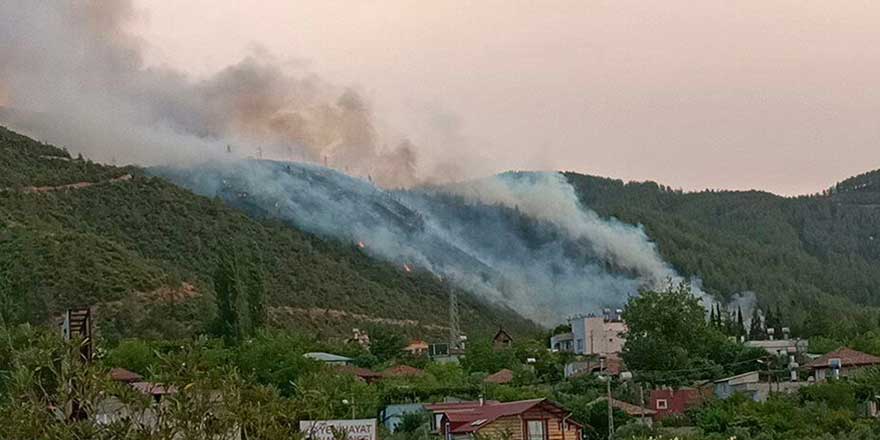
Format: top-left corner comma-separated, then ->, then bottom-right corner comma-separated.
0,0 -> 421,186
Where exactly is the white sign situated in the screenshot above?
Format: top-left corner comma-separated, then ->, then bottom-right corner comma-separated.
300,419 -> 377,440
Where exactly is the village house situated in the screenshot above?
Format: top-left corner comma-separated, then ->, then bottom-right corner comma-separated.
303,352 -> 353,366
403,339 -> 430,356
713,371 -> 807,402
380,403 -> 427,432
564,354 -> 624,379
434,399 -> 582,440
650,387 -> 710,420
745,336 -> 809,357
552,309 -> 626,356
806,347 -> 880,381
425,400 -> 501,432
493,328 -> 514,350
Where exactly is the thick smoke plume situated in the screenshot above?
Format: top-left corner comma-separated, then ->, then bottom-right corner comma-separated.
0,0 -> 420,186
157,161 -> 711,324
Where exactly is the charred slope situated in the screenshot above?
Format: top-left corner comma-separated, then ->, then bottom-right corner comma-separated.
0,126 -> 540,341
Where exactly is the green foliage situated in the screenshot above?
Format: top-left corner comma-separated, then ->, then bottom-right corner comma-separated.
0,324 -> 304,440
102,339 -> 158,375
235,331 -> 321,395
461,341 -> 517,374
211,246 -> 267,344
622,282 -> 764,384
368,326 -> 406,363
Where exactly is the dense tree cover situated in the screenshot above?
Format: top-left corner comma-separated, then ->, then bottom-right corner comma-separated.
621,282 -> 767,385
0,323 -> 602,438
0,126 -> 540,342
564,171 -> 880,340
7,319 -> 880,440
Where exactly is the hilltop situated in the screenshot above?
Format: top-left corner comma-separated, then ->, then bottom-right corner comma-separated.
0,126 -> 540,342
564,170 -> 880,338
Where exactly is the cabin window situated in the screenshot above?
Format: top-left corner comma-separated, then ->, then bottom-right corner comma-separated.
527,420 -> 546,440
656,399 -> 668,410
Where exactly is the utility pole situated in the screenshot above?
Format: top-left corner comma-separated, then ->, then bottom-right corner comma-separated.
639,383 -> 646,426
606,376 -> 613,440
449,280 -> 461,351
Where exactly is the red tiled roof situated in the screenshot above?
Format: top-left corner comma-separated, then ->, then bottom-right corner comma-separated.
110,368 -> 143,383
805,347 -> 880,369
484,369 -> 515,384
437,399 -> 578,434
383,365 -> 425,377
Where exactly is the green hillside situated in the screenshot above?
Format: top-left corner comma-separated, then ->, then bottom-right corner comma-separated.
564,171 -> 880,338
0,126 -> 540,342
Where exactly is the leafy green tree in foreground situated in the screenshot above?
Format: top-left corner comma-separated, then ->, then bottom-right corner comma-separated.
621,281 -> 764,385
212,247 -> 266,345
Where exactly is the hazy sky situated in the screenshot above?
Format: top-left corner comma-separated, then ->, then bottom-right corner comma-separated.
132,0 -> 880,195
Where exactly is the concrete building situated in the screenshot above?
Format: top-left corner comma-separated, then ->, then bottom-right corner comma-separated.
380,403 -> 427,432
713,371 -> 807,402
650,387 -> 710,420
806,347 -> 880,381
745,338 -> 808,357
550,332 -> 574,352
570,309 -> 626,356
304,352 -> 353,366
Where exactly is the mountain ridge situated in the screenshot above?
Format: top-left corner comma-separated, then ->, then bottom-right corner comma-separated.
0,126 -> 540,342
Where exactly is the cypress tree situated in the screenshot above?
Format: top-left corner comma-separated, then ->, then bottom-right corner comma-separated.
245,264 -> 266,335
213,249 -> 242,345
749,307 -> 766,340
736,306 -> 746,339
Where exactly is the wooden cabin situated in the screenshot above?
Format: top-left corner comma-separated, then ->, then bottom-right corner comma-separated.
437,399 -> 582,440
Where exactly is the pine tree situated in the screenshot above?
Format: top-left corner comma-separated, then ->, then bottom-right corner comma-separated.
709,306 -> 717,329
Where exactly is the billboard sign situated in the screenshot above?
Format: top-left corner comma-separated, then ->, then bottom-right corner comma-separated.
300,419 -> 377,440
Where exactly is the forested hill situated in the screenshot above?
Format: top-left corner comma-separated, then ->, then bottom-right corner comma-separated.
0,126 -> 540,342
564,171 -> 880,338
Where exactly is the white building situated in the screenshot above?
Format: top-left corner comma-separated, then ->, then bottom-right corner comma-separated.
551,309 -> 626,356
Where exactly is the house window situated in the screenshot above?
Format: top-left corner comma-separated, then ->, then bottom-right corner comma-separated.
527,420 -> 546,440
656,399 -> 668,410
576,339 -> 584,352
